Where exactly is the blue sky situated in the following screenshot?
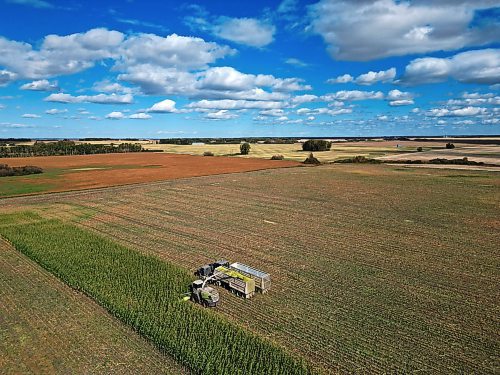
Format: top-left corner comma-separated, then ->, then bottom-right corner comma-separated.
0,0 -> 499,138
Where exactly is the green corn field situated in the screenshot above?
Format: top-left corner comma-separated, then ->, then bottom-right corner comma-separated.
0,212 -> 313,375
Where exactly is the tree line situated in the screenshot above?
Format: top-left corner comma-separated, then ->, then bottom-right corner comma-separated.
159,137 -> 298,145
0,141 -> 142,158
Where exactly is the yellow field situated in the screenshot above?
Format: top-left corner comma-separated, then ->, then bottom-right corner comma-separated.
143,141 -> 441,163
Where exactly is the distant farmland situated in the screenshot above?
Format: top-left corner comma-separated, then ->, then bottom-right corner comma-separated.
0,153 -> 298,197
143,140 -> 450,162
2,163 -> 498,373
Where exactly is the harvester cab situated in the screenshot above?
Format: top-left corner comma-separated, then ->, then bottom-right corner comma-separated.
189,280 -> 219,307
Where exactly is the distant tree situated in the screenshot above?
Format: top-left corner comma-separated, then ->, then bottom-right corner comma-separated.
417,147 -> 423,152
240,142 -> 251,155
445,142 -> 455,149
302,139 -> 332,152
303,153 -> 321,165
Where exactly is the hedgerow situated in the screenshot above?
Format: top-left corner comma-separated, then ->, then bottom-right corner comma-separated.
0,164 -> 43,177
0,213 -> 313,375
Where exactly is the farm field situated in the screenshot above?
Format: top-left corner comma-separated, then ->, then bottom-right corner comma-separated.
0,234 -> 184,374
1,163 -> 498,373
143,140 -> 461,162
0,213 -> 310,375
0,152 -> 298,197
379,145 -> 500,165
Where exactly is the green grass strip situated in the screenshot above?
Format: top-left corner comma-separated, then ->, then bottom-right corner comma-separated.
0,212 -> 313,375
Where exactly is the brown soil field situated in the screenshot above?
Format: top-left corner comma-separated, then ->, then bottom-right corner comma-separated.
0,153 -> 299,195
0,237 -> 185,374
2,164 -> 499,374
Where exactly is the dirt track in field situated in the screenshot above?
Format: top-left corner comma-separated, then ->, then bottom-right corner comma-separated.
0,153 -> 300,194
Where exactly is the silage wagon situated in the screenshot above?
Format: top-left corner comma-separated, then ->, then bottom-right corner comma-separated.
212,265 -> 256,298
229,262 -> 271,293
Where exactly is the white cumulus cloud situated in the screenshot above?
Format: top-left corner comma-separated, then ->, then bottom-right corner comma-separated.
214,18 -> 275,47
197,66 -> 310,94
188,99 -> 285,110
389,100 -> 414,106
118,33 -> 233,71
428,106 -> 487,117
355,68 -> 396,85
205,110 -> 239,120
0,70 -> 17,87
322,90 -> 384,101
0,28 -> 124,80
44,93 -> 133,104
92,80 -> 133,94
447,92 -> 500,106
297,107 -> 352,116
309,0 -> 499,61
401,49 -> 500,85
328,69 -> 396,85
148,99 -> 177,113
259,109 -> 286,117
105,111 -> 125,120
129,113 -> 152,119
327,74 -> 353,84
0,28 -> 233,88
20,79 -> 59,91
291,94 -> 318,105
45,108 -> 68,114
386,89 -> 415,106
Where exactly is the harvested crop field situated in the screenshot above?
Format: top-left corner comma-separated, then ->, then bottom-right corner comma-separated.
0,213 -> 310,375
144,140 -> 462,162
378,145 -> 500,165
391,164 -> 500,172
0,235 -> 184,374
2,164 -> 499,374
0,153 -> 299,197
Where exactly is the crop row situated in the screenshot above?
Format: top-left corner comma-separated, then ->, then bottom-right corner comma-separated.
0,212 -> 313,375
0,237 -> 180,374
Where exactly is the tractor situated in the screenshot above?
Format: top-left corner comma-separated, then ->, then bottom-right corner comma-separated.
194,260 -> 229,278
